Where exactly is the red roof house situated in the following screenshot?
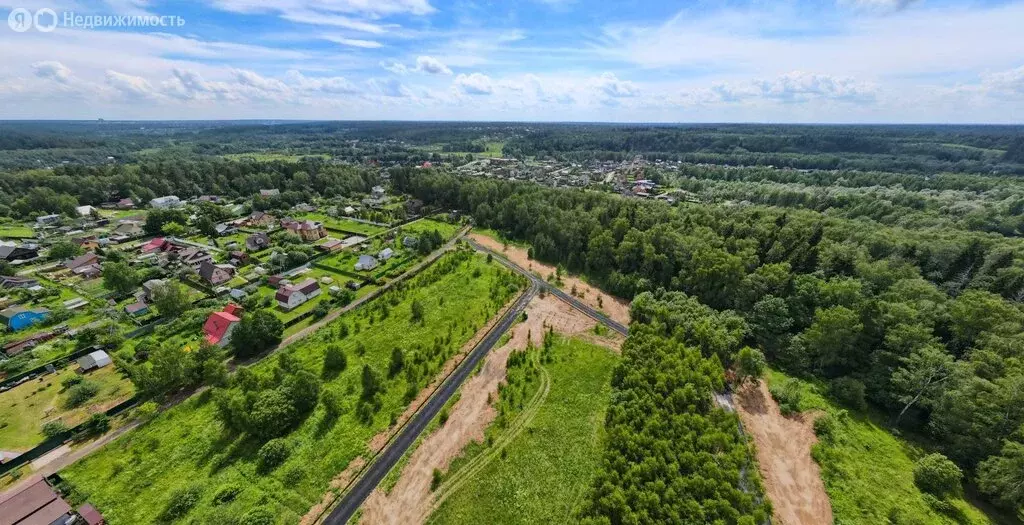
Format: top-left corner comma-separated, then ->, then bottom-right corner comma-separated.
202,304 -> 242,347
141,237 -> 167,254
0,476 -> 73,525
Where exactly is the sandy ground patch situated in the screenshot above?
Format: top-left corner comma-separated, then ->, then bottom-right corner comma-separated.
469,233 -> 631,327
735,381 -> 833,525
301,291 -> 518,524
359,295 -> 622,525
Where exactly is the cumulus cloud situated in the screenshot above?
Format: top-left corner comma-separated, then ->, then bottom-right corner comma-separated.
33,61 -> 73,84
381,56 -> 452,76
593,72 -> 638,98
454,72 -> 493,95
415,56 -> 452,75
233,69 -> 289,93
367,77 -> 412,97
105,70 -> 158,99
980,65 -> 1024,96
284,70 -> 360,94
691,71 -> 877,105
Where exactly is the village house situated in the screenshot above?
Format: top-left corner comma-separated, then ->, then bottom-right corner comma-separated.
142,279 -> 166,301
176,247 -> 213,270
0,305 -> 50,331
317,238 -> 345,253
0,244 -> 39,263
78,349 -> 112,371
259,189 -> 280,197
355,254 -> 378,271
245,232 -> 271,251
0,275 -> 38,289
198,260 -> 236,286
112,221 -> 143,237
275,278 -> 321,310
75,205 -> 98,217
116,197 -> 135,209
281,218 -> 327,241
124,301 -> 149,316
72,235 -> 100,251
150,195 -> 182,209
65,252 -> 102,278
246,211 -> 276,228
378,247 -> 394,261
229,251 -> 250,266
214,223 -> 237,236
35,214 -> 61,226
0,476 -> 106,525
203,303 -> 243,347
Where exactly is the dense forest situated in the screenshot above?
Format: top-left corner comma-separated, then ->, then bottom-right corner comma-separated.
392,170 -> 1024,514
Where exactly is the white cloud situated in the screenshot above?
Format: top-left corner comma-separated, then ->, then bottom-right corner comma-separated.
415,55 -> 452,75
980,66 -> 1024,96
105,70 -> 158,99
284,70 -> 360,94
233,69 -> 289,93
322,36 -> 383,48
367,77 -> 412,97
454,72 -> 493,95
32,61 -> 72,84
593,72 -> 638,98
212,0 -> 435,17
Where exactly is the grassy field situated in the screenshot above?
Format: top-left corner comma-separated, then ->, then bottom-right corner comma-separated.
766,369 -> 999,525
0,365 -> 134,451
60,250 -> 524,525
297,213 -> 386,237
429,336 -> 617,525
0,223 -> 34,238
400,218 -> 461,241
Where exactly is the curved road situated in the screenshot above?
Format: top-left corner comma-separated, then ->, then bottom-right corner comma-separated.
322,235 -> 628,525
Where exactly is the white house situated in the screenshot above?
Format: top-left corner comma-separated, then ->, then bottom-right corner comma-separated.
150,195 -> 182,209
355,254 -> 378,271
275,278 -> 321,310
378,248 -> 394,261
78,350 -> 112,371
75,205 -> 98,217
36,214 -> 61,225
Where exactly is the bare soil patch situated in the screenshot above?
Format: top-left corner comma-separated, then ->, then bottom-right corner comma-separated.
359,295 -> 622,525
734,381 -> 833,525
469,233 -> 631,327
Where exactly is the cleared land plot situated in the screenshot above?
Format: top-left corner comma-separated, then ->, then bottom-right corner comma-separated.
60,251 -> 522,525
766,369 -> 998,525
298,213 -> 386,237
468,231 -> 631,327
734,380 -> 832,525
427,337 -> 617,525
361,294 -> 621,524
0,364 -> 134,451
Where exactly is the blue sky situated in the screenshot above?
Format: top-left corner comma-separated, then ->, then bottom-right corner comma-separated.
0,0 -> 1022,122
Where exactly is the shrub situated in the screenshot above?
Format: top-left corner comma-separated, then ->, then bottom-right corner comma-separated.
80,413 -> 110,436
61,375 -> 84,389
829,376 -> 867,411
431,468 -> 443,491
41,420 -> 69,439
768,378 -> 803,415
212,483 -> 242,505
913,453 -> 962,498
135,401 -> 159,421
322,345 -> 347,375
62,381 -> 100,409
240,506 -> 276,525
256,438 -> 291,473
813,413 -> 839,442
160,484 -> 203,521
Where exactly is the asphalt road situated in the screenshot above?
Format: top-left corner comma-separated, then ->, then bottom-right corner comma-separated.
467,238 -> 629,337
322,279 -> 539,525
321,237 -> 629,524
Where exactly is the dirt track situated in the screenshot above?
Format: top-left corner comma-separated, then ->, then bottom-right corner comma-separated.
734,381 -> 833,525
469,233 -> 631,327
359,295 -> 622,525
